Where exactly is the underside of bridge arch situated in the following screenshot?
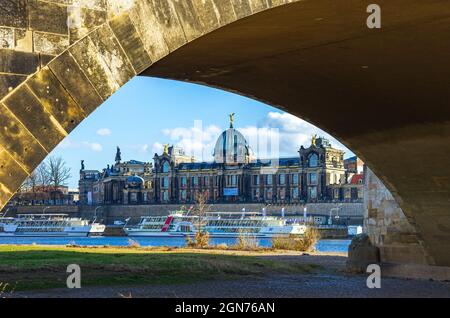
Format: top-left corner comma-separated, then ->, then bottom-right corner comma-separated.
0,0 -> 449,268
145,0 -> 450,267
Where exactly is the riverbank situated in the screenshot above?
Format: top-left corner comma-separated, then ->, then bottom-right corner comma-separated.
0,245 -> 339,293
3,245 -> 450,298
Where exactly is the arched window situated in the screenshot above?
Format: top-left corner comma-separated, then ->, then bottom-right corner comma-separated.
162,161 -> 170,173
309,153 -> 318,167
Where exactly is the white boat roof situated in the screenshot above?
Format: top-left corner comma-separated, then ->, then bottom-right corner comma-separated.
17,213 -> 70,218
206,212 -> 262,215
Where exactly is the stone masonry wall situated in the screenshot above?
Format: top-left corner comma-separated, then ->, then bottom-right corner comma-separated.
364,166 -> 432,265
0,0 -> 127,99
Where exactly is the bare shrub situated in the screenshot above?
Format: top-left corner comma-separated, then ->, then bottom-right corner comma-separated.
127,239 -> 141,248
185,190 -> 211,248
272,227 -> 321,252
235,231 -> 259,251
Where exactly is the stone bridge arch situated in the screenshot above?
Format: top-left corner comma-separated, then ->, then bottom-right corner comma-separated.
0,0 -> 450,270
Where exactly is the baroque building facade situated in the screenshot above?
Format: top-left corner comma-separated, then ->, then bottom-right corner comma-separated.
79,118 -> 364,205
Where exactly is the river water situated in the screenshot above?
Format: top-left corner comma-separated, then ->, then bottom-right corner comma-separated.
0,237 -> 351,253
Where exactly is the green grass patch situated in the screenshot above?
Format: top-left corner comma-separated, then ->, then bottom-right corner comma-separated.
0,245 -> 323,291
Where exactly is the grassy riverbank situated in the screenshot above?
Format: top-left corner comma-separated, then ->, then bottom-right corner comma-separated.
0,245 -> 328,292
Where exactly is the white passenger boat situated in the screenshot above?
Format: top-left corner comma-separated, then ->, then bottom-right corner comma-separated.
124,211 -> 307,238
0,214 -> 105,237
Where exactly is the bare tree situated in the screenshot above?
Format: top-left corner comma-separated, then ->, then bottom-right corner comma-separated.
20,169 -> 39,205
47,156 -> 71,204
35,161 -> 50,190
186,190 -> 211,248
17,162 -> 49,205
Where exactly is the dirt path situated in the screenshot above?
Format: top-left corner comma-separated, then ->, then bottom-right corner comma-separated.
9,273 -> 450,298
7,253 -> 450,298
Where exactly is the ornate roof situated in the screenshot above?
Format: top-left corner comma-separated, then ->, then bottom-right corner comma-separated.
213,127 -> 251,164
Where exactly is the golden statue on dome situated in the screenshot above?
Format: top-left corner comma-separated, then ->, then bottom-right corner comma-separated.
311,134 -> 317,147
229,112 -> 235,128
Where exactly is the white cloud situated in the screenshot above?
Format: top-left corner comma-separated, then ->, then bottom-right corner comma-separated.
154,112 -> 353,162
57,138 -> 103,152
96,128 -> 112,136
240,111 -> 352,158
155,121 -> 222,161
83,142 -> 103,152
152,142 -> 164,155
124,143 -> 150,154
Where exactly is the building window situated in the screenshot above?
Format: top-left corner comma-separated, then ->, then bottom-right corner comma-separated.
227,175 -> 237,186
192,176 -> 199,186
181,176 -> 187,187
345,188 -> 351,199
181,190 -> 187,200
267,175 -> 273,185
253,175 -> 260,186
309,187 -> 317,199
279,174 -> 286,185
292,187 -> 299,199
204,176 -> 209,186
309,153 -> 318,167
292,174 -> 298,185
334,188 -> 340,199
253,188 -> 260,200
163,190 -> 169,201
266,188 -> 273,200
162,161 -> 170,173
309,173 -> 318,185
161,177 -> 169,188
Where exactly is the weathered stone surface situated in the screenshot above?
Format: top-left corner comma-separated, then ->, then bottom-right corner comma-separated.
14,29 -> 33,52
3,85 -> 66,152
0,27 -> 14,49
33,32 -> 69,55
231,0 -> 252,19
48,51 -> 103,114
148,0 -> 187,52
108,13 -> 152,74
28,0 -> 69,34
68,6 -> 108,44
211,0 -> 237,26
363,167 -> 432,265
128,0 -> 169,61
0,49 -> 40,75
0,74 -> 26,98
0,102 -> 48,173
346,233 -> 380,273
191,0 -> 221,33
27,67 -> 86,133
0,147 -> 28,202
69,24 -> 135,99
170,0 -> 203,41
40,54 -> 56,68
0,0 -> 28,28
249,0 -> 270,13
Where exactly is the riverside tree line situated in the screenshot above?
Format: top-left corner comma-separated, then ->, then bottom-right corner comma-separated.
12,156 -> 72,206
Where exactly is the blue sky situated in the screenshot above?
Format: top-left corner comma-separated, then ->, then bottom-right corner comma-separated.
48,76 -> 353,188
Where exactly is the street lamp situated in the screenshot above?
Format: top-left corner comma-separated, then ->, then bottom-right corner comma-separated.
303,206 -> 307,224
94,206 -> 102,223
328,205 -> 341,225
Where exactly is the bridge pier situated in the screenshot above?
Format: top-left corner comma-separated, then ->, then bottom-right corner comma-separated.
347,167 -> 450,280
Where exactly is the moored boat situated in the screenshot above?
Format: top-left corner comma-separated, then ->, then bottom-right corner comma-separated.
124,211 -> 307,238
0,214 -> 105,237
